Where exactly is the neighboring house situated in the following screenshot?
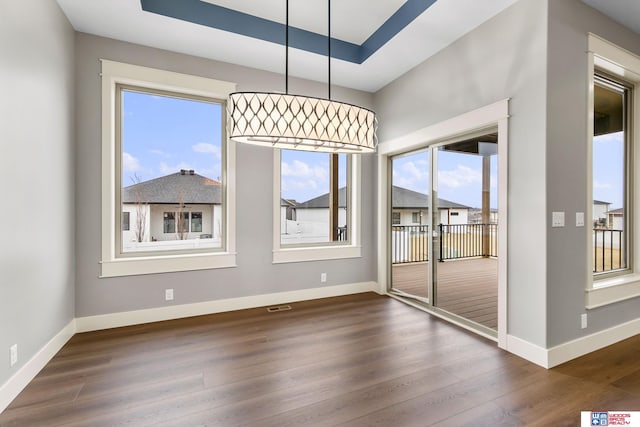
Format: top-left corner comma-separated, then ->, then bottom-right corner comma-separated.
608,208 -> 624,231
286,186 -> 471,239
122,169 -> 222,246
468,208 -> 499,224
280,198 -> 298,236
294,187 -> 349,226
284,188 -> 349,242
391,186 -> 470,226
593,200 -> 611,227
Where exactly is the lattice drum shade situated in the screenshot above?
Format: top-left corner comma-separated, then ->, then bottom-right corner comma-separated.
228,92 -> 377,153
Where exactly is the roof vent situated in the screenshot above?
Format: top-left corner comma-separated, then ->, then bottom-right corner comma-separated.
180,169 -> 186,175
189,169 -> 195,175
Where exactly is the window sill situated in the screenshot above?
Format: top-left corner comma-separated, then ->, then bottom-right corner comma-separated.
587,274 -> 640,308
100,252 -> 237,278
273,245 -> 362,264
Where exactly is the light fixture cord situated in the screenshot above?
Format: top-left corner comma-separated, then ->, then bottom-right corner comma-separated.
286,0 -> 289,94
328,0 -> 331,100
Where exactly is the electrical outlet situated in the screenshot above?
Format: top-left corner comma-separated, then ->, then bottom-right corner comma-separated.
320,273 -> 327,283
581,313 -> 588,329
165,288 -> 174,301
552,211 -> 565,227
10,344 -> 17,367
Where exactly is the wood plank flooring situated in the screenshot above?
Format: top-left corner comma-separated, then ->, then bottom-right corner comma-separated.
1,293 -> 639,426
392,258 -> 498,329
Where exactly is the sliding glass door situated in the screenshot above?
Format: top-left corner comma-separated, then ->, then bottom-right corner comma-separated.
390,150 -> 431,302
389,135 -> 499,333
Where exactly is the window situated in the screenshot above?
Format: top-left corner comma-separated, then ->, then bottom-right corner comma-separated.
392,212 -> 401,225
586,34 -> 640,308
191,212 -> 203,233
279,150 -> 349,246
451,212 -> 459,217
163,212 -> 176,233
161,211 -> 202,235
412,212 -> 420,223
592,75 -> 629,275
122,212 -> 130,231
272,150 -> 362,263
101,60 -> 237,277
118,87 -> 225,252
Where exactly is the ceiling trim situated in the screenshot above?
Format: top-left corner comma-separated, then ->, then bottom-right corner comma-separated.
140,0 -> 437,64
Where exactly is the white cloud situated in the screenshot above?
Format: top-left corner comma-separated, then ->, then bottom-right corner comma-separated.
282,178 -> 318,194
281,160 -> 329,201
122,152 -> 141,173
593,180 -> 612,190
438,165 -> 481,188
401,161 -> 425,179
192,143 -> 221,158
390,161 -> 430,194
281,160 -> 327,181
159,161 -> 194,175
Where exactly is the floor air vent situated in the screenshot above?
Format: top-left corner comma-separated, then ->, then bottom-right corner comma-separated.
267,305 -> 292,313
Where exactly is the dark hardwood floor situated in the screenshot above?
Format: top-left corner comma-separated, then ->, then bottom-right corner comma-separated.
1,293 -> 639,426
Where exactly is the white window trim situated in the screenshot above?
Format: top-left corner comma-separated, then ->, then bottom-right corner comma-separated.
587,34 -> 640,308
100,60 -> 237,277
272,150 -> 362,263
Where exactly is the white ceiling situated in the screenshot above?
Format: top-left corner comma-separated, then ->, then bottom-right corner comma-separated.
56,0 -> 639,93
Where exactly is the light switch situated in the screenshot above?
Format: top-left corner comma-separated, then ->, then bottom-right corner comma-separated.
552,211 -> 565,227
576,212 -> 585,227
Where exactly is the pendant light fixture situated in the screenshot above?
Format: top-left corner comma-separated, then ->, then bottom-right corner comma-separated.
227,0 -> 377,153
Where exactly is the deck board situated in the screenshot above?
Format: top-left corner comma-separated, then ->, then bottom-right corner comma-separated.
391,258 -> 498,329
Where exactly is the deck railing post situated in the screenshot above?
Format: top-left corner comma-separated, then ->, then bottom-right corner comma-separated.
438,224 -> 444,262
391,223 -> 499,265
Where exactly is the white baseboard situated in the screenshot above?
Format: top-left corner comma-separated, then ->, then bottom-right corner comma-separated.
0,319 -> 76,413
76,281 -> 376,333
506,317 -> 640,369
0,282 -> 376,413
5,282 -> 634,416
506,334 -> 549,368
547,316 -> 640,368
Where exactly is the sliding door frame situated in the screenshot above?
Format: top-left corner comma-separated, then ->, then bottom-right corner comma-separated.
377,100 -> 509,349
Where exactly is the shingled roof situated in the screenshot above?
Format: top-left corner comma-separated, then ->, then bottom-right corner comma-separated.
122,170 -> 221,204
296,187 -> 348,209
392,186 -> 469,209
295,186 -> 469,209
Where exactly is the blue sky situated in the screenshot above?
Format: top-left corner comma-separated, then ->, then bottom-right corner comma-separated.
593,131 -> 624,209
121,92 -> 622,209
281,151 -> 347,203
121,90 -> 223,186
392,149 -> 498,209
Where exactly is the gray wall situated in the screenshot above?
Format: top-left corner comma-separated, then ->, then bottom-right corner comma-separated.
546,0 -> 640,347
374,0 -> 549,347
0,0 -> 75,386
75,34 -> 377,317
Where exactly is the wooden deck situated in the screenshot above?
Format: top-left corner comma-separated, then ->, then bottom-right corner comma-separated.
391,258 -> 498,329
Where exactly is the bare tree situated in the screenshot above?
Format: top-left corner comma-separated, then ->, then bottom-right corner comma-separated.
131,173 -> 147,243
176,192 -> 188,240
